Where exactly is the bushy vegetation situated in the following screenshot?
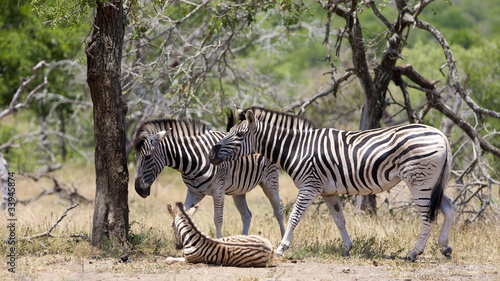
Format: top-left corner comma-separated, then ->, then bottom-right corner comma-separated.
2,0 -> 499,168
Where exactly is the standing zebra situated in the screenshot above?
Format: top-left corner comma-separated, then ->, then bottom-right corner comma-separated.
209,107 -> 457,261
166,202 -> 273,267
134,117 -> 285,238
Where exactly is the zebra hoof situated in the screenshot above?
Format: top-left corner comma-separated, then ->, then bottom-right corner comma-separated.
275,242 -> 289,257
274,248 -> 284,257
342,249 -> 351,257
405,250 -> 418,262
440,245 -> 452,257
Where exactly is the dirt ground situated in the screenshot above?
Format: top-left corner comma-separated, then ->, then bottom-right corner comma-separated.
5,172 -> 500,281
9,256 -> 500,281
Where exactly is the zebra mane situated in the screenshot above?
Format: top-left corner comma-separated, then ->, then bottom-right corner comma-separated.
176,202 -> 195,224
237,107 -> 316,130
175,202 -> 216,241
134,118 -> 209,152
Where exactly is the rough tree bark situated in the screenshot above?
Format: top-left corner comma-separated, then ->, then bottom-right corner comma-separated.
341,2 -> 387,215
86,0 -> 129,249
332,1 -> 407,215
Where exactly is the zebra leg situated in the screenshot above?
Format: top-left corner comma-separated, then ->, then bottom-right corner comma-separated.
322,194 -> 353,257
406,182 -> 438,261
184,189 -> 206,209
165,257 -> 186,264
407,215 -> 436,261
259,181 -> 286,238
438,194 -> 456,257
212,189 -> 225,238
232,194 -> 252,235
276,187 -> 321,256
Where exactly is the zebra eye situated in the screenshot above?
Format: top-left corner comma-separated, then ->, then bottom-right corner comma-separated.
236,131 -> 245,137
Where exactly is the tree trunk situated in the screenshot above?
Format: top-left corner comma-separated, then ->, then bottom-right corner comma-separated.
58,107 -> 67,162
345,6 -> 381,216
0,153 -> 9,211
355,77 -> 386,215
86,0 -> 129,249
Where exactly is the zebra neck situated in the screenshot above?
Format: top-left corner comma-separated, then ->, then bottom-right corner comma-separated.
256,125 -> 311,174
164,133 -> 221,175
179,217 -> 213,249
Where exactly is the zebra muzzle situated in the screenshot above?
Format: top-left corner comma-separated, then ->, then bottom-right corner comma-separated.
134,177 -> 151,198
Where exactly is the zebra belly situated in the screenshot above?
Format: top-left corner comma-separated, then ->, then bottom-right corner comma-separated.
320,171 -> 402,195
223,184 -> 257,196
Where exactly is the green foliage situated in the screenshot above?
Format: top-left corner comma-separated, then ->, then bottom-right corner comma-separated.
32,0 -> 94,28
417,0 -> 500,48
454,38 -> 500,172
455,39 -> 500,115
0,0 -> 89,106
3,0 -> 500,172
0,0 -> 92,168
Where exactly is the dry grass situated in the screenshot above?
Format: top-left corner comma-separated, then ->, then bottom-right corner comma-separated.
1,166 -> 499,280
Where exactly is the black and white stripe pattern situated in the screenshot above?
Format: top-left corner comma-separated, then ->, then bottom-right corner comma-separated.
209,107 -> 457,261
167,202 -> 272,267
134,118 -> 285,238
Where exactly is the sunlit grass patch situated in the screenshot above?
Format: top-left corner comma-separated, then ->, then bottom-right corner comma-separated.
3,166 -> 499,280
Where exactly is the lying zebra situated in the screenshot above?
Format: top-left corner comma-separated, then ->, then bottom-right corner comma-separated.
166,202 -> 273,267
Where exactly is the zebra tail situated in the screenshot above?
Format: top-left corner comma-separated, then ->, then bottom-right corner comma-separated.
428,141 -> 450,222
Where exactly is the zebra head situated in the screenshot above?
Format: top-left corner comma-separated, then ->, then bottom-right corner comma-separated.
209,109 -> 257,165
167,202 -> 199,250
134,129 -> 170,198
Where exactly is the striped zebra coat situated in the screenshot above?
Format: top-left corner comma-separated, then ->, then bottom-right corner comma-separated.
167,202 -> 273,267
134,118 -> 285,238
209,107 -> 457,261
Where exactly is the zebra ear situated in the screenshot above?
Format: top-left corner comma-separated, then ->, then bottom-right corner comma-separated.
236,105 -> 243,115
151,129 -> 171,146
186,205 -> 199,217
236,106 -> 245,121
246,110 -> 256,127
166,204 -> 176,218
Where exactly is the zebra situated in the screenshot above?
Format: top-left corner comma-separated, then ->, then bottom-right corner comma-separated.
166,202 -> 273,267
209,107 -> 457,261
133,117 -> 285,239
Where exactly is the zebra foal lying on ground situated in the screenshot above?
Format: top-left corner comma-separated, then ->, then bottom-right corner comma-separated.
133,116 -> 285,238
166,202 -> 273,267
209,106 -> 457,261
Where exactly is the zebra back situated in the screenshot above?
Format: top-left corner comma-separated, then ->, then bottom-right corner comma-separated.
237,106 -> 316,131
134,118 -> 210,153
167,202 -> 272,267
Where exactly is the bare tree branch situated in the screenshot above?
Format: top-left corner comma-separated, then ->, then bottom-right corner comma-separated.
404,16 -> 500,120
392,66 -> 415,123
394,64 -> 500,159
288,70 -> 355,114
366,1 -> 397,35
17,166 -> 91,205
0,131 -> 42,151
0,61 -> 49,120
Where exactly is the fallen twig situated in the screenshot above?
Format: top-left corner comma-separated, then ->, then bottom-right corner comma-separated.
9,203 -> 83,242
16,167 -> 92,205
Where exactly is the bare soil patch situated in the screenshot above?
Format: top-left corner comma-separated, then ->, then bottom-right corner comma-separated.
7,256 -> 499,281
